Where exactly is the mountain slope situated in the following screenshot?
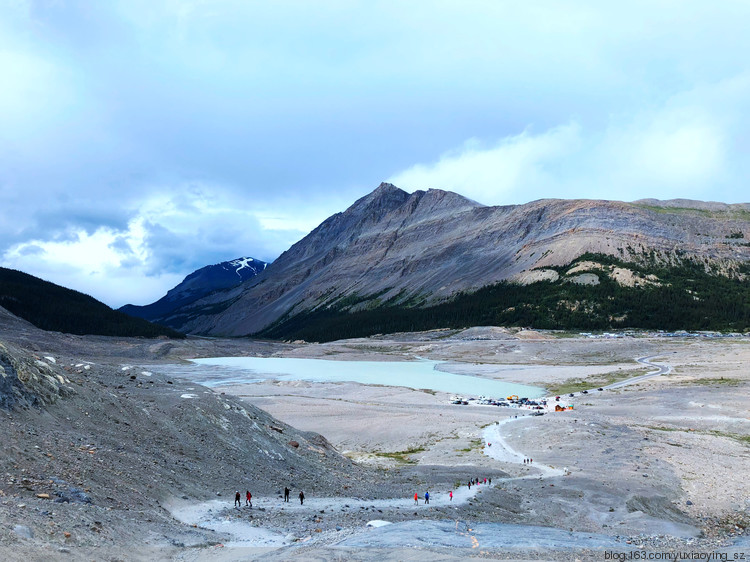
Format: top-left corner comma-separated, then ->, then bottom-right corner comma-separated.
0,268 -> 184,338
158,183 -> 750,338
119,257 -> 267,327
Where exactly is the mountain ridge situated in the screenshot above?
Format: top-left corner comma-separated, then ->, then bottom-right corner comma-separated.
0,267 -> 184,338
147,184 -> 750,338
119,256 -> 267,327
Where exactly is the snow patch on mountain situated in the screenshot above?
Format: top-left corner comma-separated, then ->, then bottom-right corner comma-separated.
228,257 -> 268,278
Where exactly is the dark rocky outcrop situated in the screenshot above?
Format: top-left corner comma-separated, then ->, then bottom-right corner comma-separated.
0,341 -> 73,409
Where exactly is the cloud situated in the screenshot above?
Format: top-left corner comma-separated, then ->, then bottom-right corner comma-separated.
1,183 -> 318,307
2,1 -> 750,305
390,75 -> 747,205
390,124 -> 582,204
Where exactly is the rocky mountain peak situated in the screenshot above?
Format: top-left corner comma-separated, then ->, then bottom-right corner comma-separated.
346,182 -> 411,219
158,185 -> 750,338
118,256 -> 268,326
411,188 -> 484,216
375,181 -> 401,193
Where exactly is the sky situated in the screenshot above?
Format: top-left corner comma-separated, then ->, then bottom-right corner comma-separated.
1,0 -> 749,308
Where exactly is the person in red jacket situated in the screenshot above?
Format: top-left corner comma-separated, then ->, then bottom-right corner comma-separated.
449,490 -> 453,501
414,492 -> 418,505
245,490 -> 252,507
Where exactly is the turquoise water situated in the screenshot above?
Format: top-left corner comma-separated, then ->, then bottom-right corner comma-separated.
184,356 -> 546,399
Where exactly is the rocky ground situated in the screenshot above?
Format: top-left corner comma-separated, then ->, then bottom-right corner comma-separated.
1,310 -> 748,560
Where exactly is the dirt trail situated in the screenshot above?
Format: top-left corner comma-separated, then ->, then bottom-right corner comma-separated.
168,480 -> 491,547
483,417 -> 565,478
481,355 -> 673,479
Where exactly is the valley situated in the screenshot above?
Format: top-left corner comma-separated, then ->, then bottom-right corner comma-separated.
2,311 -> 747,560
5,4 -> 750,560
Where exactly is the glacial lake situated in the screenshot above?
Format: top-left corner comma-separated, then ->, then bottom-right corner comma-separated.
168,356 -> 547,399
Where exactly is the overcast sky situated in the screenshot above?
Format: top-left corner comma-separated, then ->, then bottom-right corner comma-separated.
2,1 -> 749,308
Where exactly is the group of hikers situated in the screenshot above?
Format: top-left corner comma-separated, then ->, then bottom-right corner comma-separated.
466,476 -> 491,490
413,491 -> 432,504
413,474 -> 495,505
234,472 -> 500,510
234,486 -> 304,508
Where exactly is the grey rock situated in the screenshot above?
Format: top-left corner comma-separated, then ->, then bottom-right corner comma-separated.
13,525 -> 34,539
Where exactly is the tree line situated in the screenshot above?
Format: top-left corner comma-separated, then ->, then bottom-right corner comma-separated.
257,253 -> 750,342
0,268 -> 184,338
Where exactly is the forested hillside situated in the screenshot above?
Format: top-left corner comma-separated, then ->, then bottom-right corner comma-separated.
257,254 -> 750,342
0,268 -> 184,338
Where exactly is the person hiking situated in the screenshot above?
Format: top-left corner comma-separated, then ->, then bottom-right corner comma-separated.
488,477 -> 492,485
468,480 -> 471,490
299,490 -> 305,505
414,492 -> 418,505
284,487 -> 290,502
424,491 -> 430,504
245,490 -> 252,507
234,491 -> 241,507
449,490 -> 453,501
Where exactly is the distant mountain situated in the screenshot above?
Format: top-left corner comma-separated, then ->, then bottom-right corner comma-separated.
0,268 -> 184,338
146,183 -> 750,340
119,257 -> 267,328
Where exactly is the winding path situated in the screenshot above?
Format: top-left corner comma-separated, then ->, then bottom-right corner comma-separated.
605,354 -> 672,390
482,354 -> 673,478
483,418 -> 564,478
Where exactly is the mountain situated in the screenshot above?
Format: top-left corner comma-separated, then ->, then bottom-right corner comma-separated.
119,257 -> 267,328
151,183 -> 750,339
0,267 -> 184,338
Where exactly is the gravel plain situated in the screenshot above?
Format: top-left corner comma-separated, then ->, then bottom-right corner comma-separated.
1,311 -> 748,560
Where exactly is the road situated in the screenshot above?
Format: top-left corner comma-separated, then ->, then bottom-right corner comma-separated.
604,354 -> 672,390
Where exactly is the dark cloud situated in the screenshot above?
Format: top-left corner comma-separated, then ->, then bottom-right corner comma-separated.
108,235 -> 135,255
1,1 -> 749,305
16,244 -> 45,257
